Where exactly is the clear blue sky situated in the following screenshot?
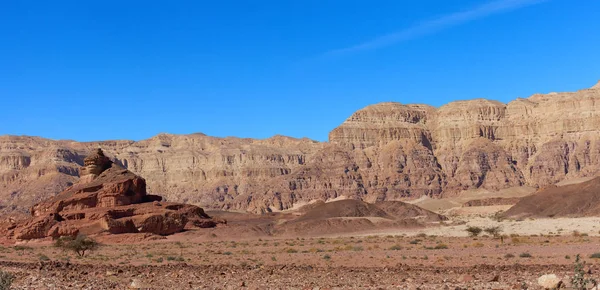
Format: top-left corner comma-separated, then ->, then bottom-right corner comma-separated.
1,0 -> 599,142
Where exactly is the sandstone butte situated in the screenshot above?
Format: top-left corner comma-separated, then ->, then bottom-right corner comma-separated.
1,149 -> 219,240
1,81 -> 600,214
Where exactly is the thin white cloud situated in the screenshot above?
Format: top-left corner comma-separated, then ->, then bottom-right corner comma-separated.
325,0 -> 549,56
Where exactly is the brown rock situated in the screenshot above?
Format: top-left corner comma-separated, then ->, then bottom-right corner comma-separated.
10,149 -> 218,240
2,81 -> 600,213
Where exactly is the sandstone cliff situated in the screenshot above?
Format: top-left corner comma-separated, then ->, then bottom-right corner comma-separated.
2,81 -> 600,214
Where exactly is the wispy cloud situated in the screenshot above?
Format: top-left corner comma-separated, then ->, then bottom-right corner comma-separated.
325,0 -> 549,56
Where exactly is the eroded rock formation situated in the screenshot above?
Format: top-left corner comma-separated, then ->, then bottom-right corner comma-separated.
6,149 -> 217,240
1,81 -> 600,214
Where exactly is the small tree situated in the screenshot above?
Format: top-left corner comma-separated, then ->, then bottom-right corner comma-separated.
466,226 -> 483,237
484,226 -> 503,238
54,234 -> 99,257
0,269 -> 14,290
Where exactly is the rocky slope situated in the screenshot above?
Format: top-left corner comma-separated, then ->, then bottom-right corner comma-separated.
1,81 -> 600,214
502,177 -> 600,218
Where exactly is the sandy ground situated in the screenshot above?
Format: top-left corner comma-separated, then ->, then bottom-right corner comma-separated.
2,232 -> 600,289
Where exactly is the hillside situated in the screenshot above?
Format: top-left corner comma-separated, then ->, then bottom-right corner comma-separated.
503,177 -> 600,218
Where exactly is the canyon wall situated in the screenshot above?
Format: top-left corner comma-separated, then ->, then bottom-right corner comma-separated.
2,82 -> 600,214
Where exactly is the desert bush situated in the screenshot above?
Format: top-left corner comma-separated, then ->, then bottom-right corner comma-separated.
13,245 -> 33,252
323,254 -> 331,260
571,254 -> 597,289
472,242 -> 484,248
389,244 -> 402,251
39,254 -> 50,261
504,253 -> 515,259
519,252 -> 532,258
484,226 -> 503,238
590,253 -> 600,259
166,256 -> 184,262
285,248 -> 298,254
466,226 -> 483,237
409,239 -> 421,245
434,243 -> 449,249
0,269 -> 14,290
54,234 -> 99,257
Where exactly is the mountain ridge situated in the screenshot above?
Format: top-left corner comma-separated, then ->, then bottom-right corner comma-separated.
2,80 -> 600,214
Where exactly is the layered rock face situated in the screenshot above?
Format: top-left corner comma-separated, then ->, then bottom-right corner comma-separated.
5,149 -> 217,240
1,81 -> 600,214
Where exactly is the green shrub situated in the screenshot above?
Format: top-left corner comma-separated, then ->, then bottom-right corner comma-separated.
572,254 -> 597,289
54,234 -> 99,257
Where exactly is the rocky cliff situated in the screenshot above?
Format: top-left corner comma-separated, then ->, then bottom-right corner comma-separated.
2,81 -> 600,214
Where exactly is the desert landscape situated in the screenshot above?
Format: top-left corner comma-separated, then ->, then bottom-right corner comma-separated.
0,83 -> 600,289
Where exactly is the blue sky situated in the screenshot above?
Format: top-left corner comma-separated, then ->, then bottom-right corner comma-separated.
1,0 -> 599,142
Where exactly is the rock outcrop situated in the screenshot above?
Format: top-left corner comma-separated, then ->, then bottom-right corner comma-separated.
2,81 -> 600,214
6,149 -> 218,240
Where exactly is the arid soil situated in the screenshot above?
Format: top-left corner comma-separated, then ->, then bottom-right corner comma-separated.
1,231 -> 600,289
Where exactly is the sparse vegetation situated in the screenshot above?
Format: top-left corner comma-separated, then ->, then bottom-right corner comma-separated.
571,254 -> 597,289
13,245 -> 33,252
466,226 -> 483,237
590,252 -> 600,259
323,254 -> 331,260
483,226 -> 502,238
504,253 -> 515,259
388,244 -> 402,251
434,243 -> 449,249
54,234 -> 99,257
0,269 -> 14,290
519,252 -> 532,258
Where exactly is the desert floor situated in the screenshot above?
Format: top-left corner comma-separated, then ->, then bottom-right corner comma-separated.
2,217 -> 600,289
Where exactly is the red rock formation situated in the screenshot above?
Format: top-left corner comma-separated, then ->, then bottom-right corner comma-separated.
7,149 -> 218,240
